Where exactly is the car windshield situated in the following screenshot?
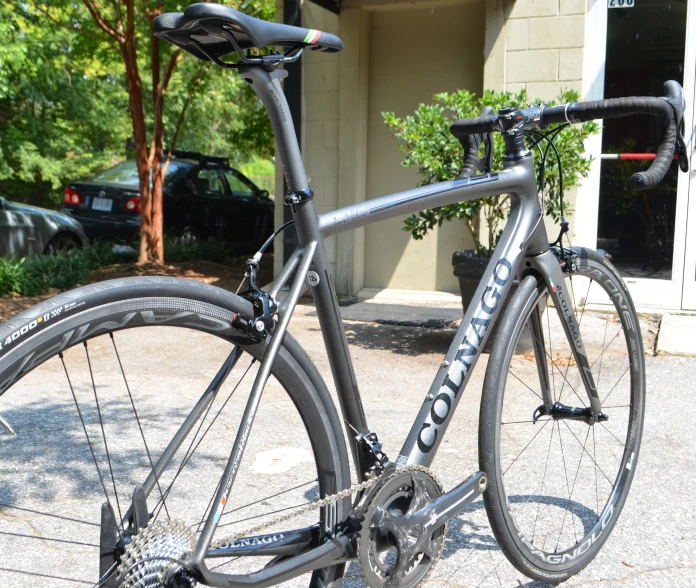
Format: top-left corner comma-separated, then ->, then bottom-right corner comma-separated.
91,160 -> 187,188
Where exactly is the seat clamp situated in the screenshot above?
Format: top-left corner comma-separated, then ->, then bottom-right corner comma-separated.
284,187 -> 314,205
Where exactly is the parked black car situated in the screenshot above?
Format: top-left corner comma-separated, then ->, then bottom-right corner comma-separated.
62,151 -> 274,249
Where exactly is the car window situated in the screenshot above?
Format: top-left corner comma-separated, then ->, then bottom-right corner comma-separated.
195,168 -> 225,195
224,170 -> 256,197
91,160 -> 187,188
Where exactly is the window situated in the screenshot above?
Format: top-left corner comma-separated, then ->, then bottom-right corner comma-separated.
91,160 -> 187,188
224,170 -> 256,197
195,168 -> 225,195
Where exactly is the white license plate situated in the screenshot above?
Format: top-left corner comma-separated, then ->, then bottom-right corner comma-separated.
92,197 -> 113,212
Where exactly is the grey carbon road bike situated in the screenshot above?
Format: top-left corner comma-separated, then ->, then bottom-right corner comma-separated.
0,4 -> 689,588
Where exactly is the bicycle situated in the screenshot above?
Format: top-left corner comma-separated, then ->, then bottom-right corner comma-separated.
0,4 -> 688,587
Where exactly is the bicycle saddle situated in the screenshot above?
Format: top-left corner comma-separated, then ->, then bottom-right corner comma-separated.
153,3 -> 343,63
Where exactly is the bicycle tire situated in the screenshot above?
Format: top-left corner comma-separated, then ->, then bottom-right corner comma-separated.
0,277 -> 351,587
479,248 -> 645,583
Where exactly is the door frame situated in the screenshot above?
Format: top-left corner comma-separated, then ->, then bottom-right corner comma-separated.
679,0 -> 696,310
575,0 -> 695,311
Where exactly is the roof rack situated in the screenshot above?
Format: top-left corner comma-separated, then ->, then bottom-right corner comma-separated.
168,149 -> 229,167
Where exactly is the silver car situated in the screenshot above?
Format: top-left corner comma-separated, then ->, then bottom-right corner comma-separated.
0,196 -> 88,257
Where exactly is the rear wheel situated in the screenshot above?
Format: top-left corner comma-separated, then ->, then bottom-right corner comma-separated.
0,278 -> 350,587
479,248 -> 645,583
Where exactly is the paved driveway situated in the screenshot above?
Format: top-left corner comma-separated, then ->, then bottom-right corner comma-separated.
0,306 -> 693,587
291,310 -> 696,588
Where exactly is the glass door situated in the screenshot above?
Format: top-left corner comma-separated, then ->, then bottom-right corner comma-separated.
594,0 -> 689,310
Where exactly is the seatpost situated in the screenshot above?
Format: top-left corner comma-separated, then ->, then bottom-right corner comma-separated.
238,65 -> 309,193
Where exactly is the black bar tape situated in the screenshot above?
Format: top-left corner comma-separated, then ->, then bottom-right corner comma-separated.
562,97 -> 675,190
450,114 -> 500,137
457,134 -> 481,179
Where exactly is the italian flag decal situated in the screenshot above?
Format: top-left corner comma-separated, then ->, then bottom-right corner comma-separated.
303,29 -> 322,44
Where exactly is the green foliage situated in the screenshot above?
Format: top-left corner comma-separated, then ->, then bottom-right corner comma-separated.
0,4 -> 130,207
237,156 -> 275,195
383,89 -> 600,255
0,1 -> 276,210
0,241 -> 133,297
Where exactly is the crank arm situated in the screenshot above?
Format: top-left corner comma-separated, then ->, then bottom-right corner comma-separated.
417,471 -> 487,531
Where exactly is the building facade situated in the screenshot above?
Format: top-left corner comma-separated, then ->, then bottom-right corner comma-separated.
274,0 -> 696,312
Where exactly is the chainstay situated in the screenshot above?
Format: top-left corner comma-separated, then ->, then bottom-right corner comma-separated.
211,465 -> 441,548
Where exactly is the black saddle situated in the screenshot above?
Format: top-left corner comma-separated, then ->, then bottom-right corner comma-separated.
153,3 -> 343,64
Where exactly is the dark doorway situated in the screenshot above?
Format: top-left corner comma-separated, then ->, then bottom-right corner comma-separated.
596,0 -> 687,280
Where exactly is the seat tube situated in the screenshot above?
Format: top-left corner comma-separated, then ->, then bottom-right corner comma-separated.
239,64 -> 370,477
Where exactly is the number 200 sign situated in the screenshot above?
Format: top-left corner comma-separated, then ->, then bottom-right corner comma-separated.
608,0 -> 635,7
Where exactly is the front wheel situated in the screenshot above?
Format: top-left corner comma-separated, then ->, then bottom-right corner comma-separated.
0,277 -> 351,587
479,248 -> 645,583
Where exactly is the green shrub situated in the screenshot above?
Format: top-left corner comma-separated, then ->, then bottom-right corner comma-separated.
383,89 -> 600,255
164,237 -> 236,264
0,240 -> 136,297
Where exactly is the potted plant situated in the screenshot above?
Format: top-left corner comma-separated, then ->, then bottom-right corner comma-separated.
383,89 -> 599,347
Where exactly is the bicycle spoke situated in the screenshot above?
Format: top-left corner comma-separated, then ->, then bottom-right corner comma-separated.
153,357 -> 257,521
508,370 -> 543,401
592,426 -> 599,516
554,421 -> 579,550
216,501 -> 313,529
91,563 -> 119,588
590,326 -> 624,370
557,425 -> 591,549
595,320 -> 610,390
599,421 -> 627,449
531,418 -> 555,545
0,566 -> 93,585
502,419 -> 551,476
218,478 -> 318,521
561,421 -> 615,488
59,352 -> 117,532
601,365 -> 630,406
0,503 -> 100,527
0,529 -> 99,548
545,302 -> 558,403
84,342 -> 123,526
110,333 -> 170,521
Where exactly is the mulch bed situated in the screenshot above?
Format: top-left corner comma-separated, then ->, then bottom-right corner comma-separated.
0,255 -> 274,323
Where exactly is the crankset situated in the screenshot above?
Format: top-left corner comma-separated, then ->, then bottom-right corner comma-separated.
358,468 -> 487,588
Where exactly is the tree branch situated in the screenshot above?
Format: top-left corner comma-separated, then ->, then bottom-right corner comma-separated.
33,3 -> 114,43
162,67 -> 206,177
81,0 -> 122,41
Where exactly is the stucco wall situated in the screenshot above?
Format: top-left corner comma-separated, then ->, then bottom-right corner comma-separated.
274,0 -> 341,281
363,2 -> 485,292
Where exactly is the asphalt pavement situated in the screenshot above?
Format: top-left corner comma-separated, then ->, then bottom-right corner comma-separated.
0,303 -> 693,587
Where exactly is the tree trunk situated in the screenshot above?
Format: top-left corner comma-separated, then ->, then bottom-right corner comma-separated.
120,41 -> 155,264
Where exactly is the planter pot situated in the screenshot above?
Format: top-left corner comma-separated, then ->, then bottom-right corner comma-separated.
452,250 -> 532,353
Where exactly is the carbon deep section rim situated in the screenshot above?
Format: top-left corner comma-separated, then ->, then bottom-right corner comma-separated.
479,248 -> 645,583
0,277 -> 351,588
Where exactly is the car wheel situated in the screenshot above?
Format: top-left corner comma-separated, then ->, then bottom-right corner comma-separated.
180,225 -> 199,244
44,233 -> 81,255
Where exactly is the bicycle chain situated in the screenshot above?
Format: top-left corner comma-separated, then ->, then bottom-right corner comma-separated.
211,464 -> 441,549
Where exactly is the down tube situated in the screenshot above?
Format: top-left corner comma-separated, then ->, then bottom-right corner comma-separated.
397,195 -> 537,467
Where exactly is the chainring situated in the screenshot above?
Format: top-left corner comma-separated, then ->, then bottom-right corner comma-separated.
358,468 -> 446,588
117,520 -> 196,588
